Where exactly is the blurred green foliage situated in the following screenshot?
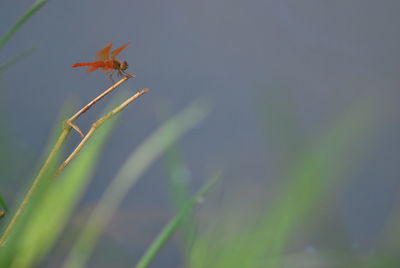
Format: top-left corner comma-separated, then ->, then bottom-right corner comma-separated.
1,2 -> 399,268
0,0 -> 47,51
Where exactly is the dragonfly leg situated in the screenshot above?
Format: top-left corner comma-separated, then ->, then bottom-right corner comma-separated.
108,71 -> 116,84
122,70 -> 135,79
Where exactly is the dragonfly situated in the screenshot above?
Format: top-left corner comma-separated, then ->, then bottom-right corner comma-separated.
71,42 -> 132,81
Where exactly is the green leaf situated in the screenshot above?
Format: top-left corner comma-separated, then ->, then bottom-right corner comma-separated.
0,47 -> 35,73
0,128 -> 63,268
0,0 -> 47,51
189,96 -> 385,268
135,170 -> 221,268
2,109 -> 118,268
0,194 -> 7,219
0,195 -> 8,213
164,145 -> 198,255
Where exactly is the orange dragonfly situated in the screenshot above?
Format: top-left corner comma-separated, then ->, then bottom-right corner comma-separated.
71,42 -> 132,80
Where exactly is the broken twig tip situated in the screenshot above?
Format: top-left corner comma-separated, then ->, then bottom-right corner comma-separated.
66,120 -> 85,138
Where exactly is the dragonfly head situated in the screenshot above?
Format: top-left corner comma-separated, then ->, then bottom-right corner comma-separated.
120,60 -> 129,71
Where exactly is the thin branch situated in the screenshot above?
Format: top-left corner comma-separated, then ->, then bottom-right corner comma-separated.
69,75 -> 134,122
56,88 -> 149,175
67,74 -> 134,136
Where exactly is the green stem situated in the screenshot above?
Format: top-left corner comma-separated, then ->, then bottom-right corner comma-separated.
0,126 -> 70,246
135,171 -> 222,268
0,0 -> 47,51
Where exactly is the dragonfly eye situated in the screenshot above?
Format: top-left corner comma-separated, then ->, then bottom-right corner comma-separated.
121,61 -> 129,71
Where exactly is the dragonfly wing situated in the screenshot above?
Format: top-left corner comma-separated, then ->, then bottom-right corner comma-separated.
96,43 -> 113,61
111,43 -> 130,59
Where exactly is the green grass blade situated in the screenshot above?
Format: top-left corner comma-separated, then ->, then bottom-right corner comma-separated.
135,171 -> 222,268
258,97 -> 384,267
258,88 -> 307,168
0,131 -> 63,268
164,145 -> 198,253
158,103 -> 198,256
165,145 -> 192,213
0,100 -> 76,249
63,100 -> 209,268
0,47 -> 35,73
0,0 -> 47,51
5,113 -> 118,268
189,96 -> 385,268
0,194 -> 7,219
0,195 -> 8,213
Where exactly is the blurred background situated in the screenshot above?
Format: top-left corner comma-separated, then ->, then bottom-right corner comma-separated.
1,0 -> 400,267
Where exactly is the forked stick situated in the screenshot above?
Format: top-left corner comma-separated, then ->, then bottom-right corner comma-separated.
67,74 -> 135,137
57,88 -> 149,174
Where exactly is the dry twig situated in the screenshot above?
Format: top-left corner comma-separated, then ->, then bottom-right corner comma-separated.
57,88 -> 149,174
67,74 -> 134,137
